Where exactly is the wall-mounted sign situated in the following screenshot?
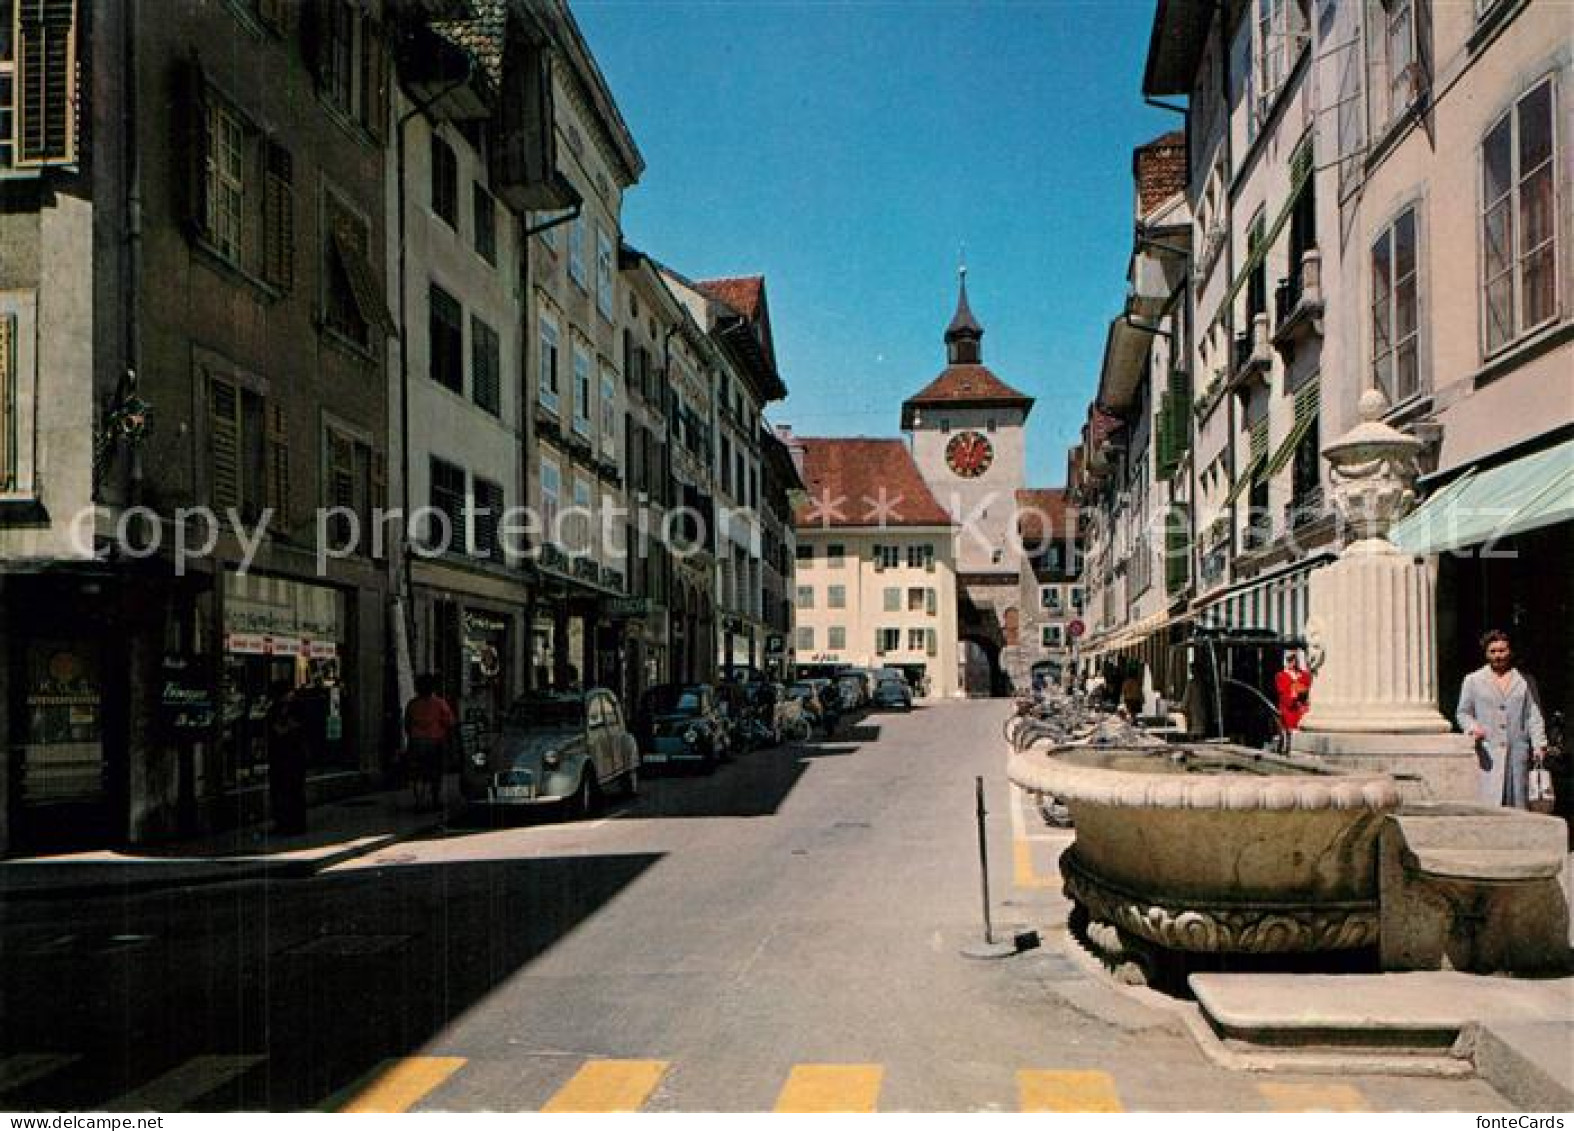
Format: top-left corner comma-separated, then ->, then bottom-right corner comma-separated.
158,654 -> 215,735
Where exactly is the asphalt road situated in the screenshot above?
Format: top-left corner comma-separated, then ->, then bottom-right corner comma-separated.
0,700 -> 1509,1111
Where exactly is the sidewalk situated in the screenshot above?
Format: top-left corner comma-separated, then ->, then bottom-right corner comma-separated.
0,781 -> 456,902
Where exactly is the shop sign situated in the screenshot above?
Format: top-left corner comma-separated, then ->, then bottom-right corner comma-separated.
603,596 -> 651,619
223,572 -> 343,641
159,655 -> 215,735
464,611 -> 509,636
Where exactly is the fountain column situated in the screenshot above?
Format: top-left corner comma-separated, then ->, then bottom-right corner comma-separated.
1292,390 -> 1477,799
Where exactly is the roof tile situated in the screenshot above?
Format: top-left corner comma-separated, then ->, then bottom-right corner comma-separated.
794,438 -> 953,529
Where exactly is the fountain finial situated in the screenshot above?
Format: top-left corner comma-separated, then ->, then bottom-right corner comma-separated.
1322,387 -> 1422,546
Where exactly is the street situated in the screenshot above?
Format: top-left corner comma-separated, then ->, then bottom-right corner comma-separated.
1,701 -> 1509,1112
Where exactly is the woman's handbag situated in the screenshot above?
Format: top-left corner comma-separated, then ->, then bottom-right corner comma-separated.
1528,763 -> 1556,815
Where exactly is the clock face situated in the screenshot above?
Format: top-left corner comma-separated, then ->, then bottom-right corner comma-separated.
945,430 -> 994,478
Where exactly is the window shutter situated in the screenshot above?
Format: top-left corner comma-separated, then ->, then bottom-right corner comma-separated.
873,544 -> 884,572
264,400 -> 291,528
362,18 -> 389,141
875,629 -> 885,656
262,141 -> 295,290
924,547 -> 935,573
15,0 -> 78,167
927,628 -> 938,657
926,588 -> 937,617
181,55 -> 210,240
209,377 -> 242,512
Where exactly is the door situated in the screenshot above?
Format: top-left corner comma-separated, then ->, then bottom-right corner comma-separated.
586,693 -> 614,783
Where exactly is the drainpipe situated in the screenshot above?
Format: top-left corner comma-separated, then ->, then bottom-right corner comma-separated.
124,0 -> 143,508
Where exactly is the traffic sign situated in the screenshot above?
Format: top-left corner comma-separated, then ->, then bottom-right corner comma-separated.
1068,619 -> 1086,639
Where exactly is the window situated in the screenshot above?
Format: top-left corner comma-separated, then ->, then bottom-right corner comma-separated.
828,585 -> 846,609
1,0 -> 79,169
908,628 -> 928,651
877,628 -> 901,654
569,212 -> 587,289
1292,407 -> 1321,507
719,435 -> 732,495
796,585 -> 814,609
1367,0 -> 1419,134
796,543 -> 813,563
471,316 -> 500,416
540,456 -> 561,535
827,543 -> 845,569
473,183 -> 496,265
797,627 -> 814,652
986,418 -> 997,433
906,543 -> 935,570
429,284 -> 463,393
429,456 -> 466,553
316,0 -> 387,137
1246,211 -> 1267,323
208,376 -> 275,522
874,544 -> 900,570
572,344 -> 592,437
600,370 -> 617,459
206,100 -> 246,263
430,134 -> 458,229
324,191 -> 387,348
1041,586 -> 1061,612
538,313 -> 560,410
883,587 -> 900,613
1071,587 -> 1085,612
940,419 -> 950,433
473,476 -> 504,559
596,225 -> 615,319
572,477 -> 593,556
1481,80 -> 1558,354
908,587 -> 926,612
1255,0 -> 1307,114
1042,624 -> 1064,649
1372,207 -> 1419,404
828,627 -> 846,651
261,142 -> 294,289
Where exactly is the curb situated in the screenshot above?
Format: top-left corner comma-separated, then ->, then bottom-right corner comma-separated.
0,814 -> 449,903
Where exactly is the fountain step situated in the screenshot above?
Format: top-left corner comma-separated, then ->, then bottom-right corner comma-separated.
1187,971 -> 1573,1101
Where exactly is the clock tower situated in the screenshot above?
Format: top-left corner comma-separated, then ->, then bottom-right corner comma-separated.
902,270 -> 1035,693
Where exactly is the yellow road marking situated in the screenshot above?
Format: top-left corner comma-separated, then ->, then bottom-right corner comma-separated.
774,1064 -> 884,1113
0,1054 -> 81,1095
1258,1081 -> 1369,1112
1013,837 -> 1057,888
338,1056 -> 466,1113
541,1059 -> 669,1113
1018,1069 -> 1124,1112
111,1054 -> 265,1111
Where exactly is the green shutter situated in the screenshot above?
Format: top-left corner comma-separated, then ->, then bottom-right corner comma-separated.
1165,502 -> 1191,595
1264,380 -> 1321,479
1212,135 -> 1314,327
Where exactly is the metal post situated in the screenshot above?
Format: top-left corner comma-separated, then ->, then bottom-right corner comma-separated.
975,775 -> 994,944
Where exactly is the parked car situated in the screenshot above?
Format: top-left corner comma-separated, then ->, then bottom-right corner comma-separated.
872,677 -> 913,712
836,673 -> 868,711
461,689 -> 639,817
636,683 -> 729,771
766,682 -> 810,741
786,681 -> 826,730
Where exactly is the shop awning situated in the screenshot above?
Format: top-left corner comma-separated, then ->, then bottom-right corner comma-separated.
1084,609 -> 1172,657
1390,437 -> 1574,556
1193,553 -> 1333,641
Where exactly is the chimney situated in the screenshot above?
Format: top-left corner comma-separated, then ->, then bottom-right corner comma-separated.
1134,130 -> 1187,217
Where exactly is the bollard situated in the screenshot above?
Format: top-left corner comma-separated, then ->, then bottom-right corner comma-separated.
961,775 -> 1036,959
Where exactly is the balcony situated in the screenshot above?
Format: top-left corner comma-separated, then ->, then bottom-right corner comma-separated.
1284,487 -> 1326,532
1227,312 -> 1272,397
1272,249 -> 1325,359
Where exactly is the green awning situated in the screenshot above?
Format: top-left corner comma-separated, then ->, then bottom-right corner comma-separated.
1390,437 -> 1574,555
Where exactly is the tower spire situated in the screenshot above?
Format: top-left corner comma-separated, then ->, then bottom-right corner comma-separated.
945,263 -> 984,365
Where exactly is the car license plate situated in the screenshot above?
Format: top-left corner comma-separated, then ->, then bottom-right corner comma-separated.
494,785 -> 534,801
642,753 -> 667,764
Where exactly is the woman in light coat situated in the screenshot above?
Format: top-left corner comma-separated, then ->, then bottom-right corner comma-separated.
1455,629 -> 1548,808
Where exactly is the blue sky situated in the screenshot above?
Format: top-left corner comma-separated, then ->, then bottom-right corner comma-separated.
574,0 -> 1175,487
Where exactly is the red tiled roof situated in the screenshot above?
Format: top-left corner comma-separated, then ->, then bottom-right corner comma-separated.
1087,407 -> 1124,447
1016,488 -> 1075,542
794,438 -> 954,529
904,364 -> 1034,410
695,275 -> 763,320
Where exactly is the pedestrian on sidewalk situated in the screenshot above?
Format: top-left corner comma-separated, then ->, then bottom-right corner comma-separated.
267,680 -> 308,834
405,674 -> 456,811
1455,629 -> 1549,809
1275,650 -> 1313,732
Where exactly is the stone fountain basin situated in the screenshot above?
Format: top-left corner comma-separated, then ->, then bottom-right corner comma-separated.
1008,743 -> 1403,953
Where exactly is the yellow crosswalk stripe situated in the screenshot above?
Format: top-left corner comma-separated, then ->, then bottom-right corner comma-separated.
1257,1081 -> 1369,1112
0,1054 -> 81,1095
1018,1069 -> 1124,1112
774,1064 -> 884,1113
110,1054 -> 265,1111
541,1059 -> 669,1113
338,1056 -> 467,1113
